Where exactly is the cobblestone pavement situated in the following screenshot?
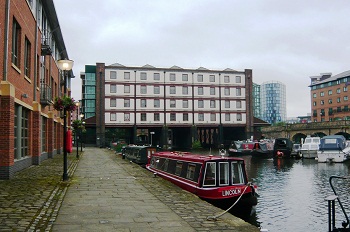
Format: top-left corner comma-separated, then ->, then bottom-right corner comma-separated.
0,148 -> 259,232
0,152 -> 80,231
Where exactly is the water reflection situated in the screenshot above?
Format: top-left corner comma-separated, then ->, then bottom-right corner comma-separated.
241,155 -> 350,232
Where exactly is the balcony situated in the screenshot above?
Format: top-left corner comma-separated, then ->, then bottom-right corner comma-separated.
41,30 -> 52,56
40,83 -> 53,106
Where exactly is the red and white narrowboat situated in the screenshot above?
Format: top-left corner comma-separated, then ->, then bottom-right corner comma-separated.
146,151 -> 258,218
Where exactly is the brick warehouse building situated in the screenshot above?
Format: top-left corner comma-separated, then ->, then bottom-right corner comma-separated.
0,0 -> 73,179
310,71 -> 350,122
80,63 -> 258,149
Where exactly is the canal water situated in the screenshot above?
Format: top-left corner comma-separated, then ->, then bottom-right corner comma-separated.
240,155 -> 350,232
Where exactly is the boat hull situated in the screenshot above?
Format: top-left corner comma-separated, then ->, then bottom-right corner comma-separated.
301,150 -> 317,159
317,151 -> 349,163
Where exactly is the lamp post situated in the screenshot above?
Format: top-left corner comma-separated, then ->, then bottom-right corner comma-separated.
75,102 -> 80,159
80,114 -> 84,152
150,131 -> 155,146
57,59 -> 74,181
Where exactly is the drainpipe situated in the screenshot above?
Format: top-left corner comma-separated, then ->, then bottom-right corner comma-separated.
3,0 -> 10,81
33,0 -> 39,101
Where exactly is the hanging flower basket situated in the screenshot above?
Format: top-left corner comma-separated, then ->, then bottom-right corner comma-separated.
53,95 -> 76,112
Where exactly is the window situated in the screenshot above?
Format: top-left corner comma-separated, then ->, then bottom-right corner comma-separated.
124,99 -> 130,107
235,76 -> 241,83
124,85 -> 130,93
182,74 -> 188,81
236,101 -> 241,108
344,96 -> 349,101
14,105 -> 29,159
231,162 -> 244,184
313,93 -> 317,98
154,99 -> 160,108
170,86 -> 176,94
203,162 -> 216,186
124,72 -> 130,80
210,75 -> 215,82
210,87 -> 215,95
182,86 -> 188,95
41,117 -> 46,152
236,88 -> 241,96
141,113 -> 146,121
154,86 -> 160,94
154,73 -> 160,80
225,113 -> 230,121
24,37 -> 31,77
110,99 -> 116,107
321,100 -> 324,105
224,76 -> 230,83
198,87 -> 203,95
210,100 -> 216,108
183,113 -> 188,121
170,73 -> 176,81
110,71 -> 117,79
183,100 -> 188,108
198,113 -> 204,121
337,97 -> 341,103
210,113 -> 216,121
198,100 -> 204,108
237,113 -> 242,121
337,88 -> 341,94
224,87 -> 230,96
110,84 -> 116,93
170,113 -> 176,121
313,101 -> 316,106
186,163 -> 196,180
141,99 -> 147,107
154,113 -> 160,121
225,100 -> 230,108
328,90 -> 332,95
320,92 -> 325,96
141,85 -> 147,94
219,162 -> 229,185
328,99 -> 332,104
344,87 -> 348,92
170,100 -> 176,108
175,161 -> 183,176
110,113 -> 116,121
12,18 -> 21,67
141,72 -> 147,80
197,74 -> 203,82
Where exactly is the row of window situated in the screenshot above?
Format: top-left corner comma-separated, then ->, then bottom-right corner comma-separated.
109,112 -> 243,122
110,71 -> 243,83
313,87 -> 348,98
313,96 -> 349,106
311,78 -> 349,90
110,99 -> 243,109
109,85 -> 242,96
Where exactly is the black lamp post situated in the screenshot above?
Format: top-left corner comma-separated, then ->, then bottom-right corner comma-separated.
57,59 -> 74,181
75,102 -> 80,159
81,120 -> 85,152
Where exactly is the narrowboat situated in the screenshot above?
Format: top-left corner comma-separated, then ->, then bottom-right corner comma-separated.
227,141 -> 244,156
146,151 -> 258,218
317,135 -> 350,163
250,142 -> 273,159
122,145 -> 160,165
273,138 -> 293,158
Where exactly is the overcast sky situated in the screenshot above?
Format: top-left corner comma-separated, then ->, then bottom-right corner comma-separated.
54,0 -> 350,118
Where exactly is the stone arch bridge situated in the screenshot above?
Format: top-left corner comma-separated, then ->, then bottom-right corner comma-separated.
261,120 -> 350,143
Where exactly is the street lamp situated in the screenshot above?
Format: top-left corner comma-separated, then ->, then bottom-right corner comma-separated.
150,131 -> 155,146
80,114 -> 84,152
75,102 -> 80,159
57,59 -> 74,181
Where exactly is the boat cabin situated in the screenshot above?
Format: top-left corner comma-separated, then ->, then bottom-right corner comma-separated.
123,145 -> 160,165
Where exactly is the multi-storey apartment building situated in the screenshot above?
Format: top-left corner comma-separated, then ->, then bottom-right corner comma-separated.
0,0 -> 73,179
310,71 -> 350,122
80,63 -> 256,149
260,80 -> 286,124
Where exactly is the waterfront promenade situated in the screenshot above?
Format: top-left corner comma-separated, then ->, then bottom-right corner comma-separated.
0,147 -> 259,232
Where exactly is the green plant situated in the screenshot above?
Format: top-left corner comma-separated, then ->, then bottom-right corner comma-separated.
192,140 -> 202,149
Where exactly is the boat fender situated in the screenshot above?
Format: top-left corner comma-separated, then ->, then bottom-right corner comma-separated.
153,172 -> 157,178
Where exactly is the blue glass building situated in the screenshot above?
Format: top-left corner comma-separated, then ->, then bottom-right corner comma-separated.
260,81 -> 286,124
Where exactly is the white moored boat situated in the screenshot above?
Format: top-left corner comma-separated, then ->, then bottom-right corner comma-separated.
317,135 -> 350,163
300,136 -> 320,159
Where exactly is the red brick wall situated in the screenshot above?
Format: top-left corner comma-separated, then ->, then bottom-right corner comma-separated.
0,96 -> 15,166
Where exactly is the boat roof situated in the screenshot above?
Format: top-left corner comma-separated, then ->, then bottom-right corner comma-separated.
152,151 -> 244,162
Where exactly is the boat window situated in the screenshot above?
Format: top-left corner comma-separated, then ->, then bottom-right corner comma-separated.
150,156 -> 158,167
231,161 -> 244,184
219,162 -> 229,186
163,159 -> 169,171
186,163 -> 196,180
175,161 -> 183,176
203,162 -> 216,186
156,158 -> 165,169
